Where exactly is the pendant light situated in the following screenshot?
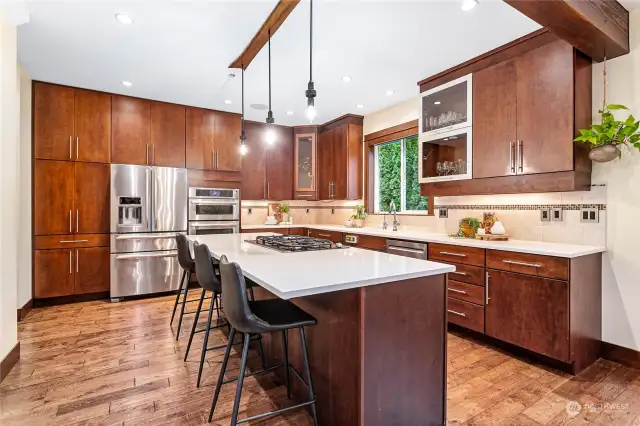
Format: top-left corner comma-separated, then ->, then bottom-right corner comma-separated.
239,65 -> 248,156
305,0 -> 317,122
265,29 -> 276,145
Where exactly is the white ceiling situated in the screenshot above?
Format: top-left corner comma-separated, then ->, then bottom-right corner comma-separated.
18,0 -> 541,126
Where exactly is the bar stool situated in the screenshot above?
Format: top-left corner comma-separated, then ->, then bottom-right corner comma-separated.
190,243 -> 266,388
209,254 -> 319,426
171,234 -> 206,340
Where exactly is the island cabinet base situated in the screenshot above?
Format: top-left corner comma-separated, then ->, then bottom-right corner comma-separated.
253,274 -> 448,426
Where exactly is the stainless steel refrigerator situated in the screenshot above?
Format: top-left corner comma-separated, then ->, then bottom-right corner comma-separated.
110,164 -> 188,300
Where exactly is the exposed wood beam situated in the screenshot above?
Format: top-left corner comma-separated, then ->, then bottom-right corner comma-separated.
505,0 -> 629,62
229,0 -> 300,69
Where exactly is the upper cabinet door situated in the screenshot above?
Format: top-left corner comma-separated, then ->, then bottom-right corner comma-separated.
331,124 -> 349,200
186,107 -> 216,170
150,101 -> 186,168
241,122 -> 267,200
74,90 -> 111,163
74,162 -> 110,234
295,133 -> 317,192
317,127 -> 334,200
34,83 -> 75,161
266,126 -> 294,201
111,95 -> 150,165
473,60 -> 517,179
516,41 -> 574,175
214,111 -> 242,172
34,160 -> 75,235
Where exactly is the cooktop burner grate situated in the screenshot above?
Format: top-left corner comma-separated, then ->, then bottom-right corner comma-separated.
249,235 -> 336,252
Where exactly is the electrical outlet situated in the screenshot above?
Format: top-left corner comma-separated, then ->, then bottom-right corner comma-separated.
248,208 -> 252,215
306,208 -> 309,214
580,208 -> 599,223
551,208 -> 563,222
331,208 -> 335,214
540,209 -> 551,222
438,208 -> 448,218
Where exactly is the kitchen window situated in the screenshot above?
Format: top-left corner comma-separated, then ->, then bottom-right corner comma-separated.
374,134 -> 429,213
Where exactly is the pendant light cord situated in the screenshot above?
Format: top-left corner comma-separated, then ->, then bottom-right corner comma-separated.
241,65 -> 245,134
309,0 -> 313,81
268,29 -> 272,113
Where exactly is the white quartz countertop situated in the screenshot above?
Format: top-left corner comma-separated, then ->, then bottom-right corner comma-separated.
241,224 -> 605,258
187,233 -> 455,300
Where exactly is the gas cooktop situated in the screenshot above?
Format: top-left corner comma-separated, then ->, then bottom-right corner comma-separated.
247,235 -> 343,253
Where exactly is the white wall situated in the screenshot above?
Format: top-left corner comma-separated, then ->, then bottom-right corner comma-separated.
591,9 -> 640,351
0,13 -> 20,360
17,65 -> 31,308
363,96 -> 418,135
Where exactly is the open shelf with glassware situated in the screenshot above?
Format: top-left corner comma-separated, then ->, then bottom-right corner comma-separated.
419,127 -> 472,183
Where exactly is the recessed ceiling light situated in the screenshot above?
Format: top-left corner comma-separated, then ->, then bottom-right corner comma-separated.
286,111 -> 294,115
115,13 -> 133,25
386,90 -> 395,96
450,136 -> 457,140
434,100 -> 442,105
228,73 -> 236,78
356,104 -> 364,109
461,0 -> 478,11
224,99 -> 232,105
341,76 -> 352,83
250,103 -> 268,111
121,81 -> 132,87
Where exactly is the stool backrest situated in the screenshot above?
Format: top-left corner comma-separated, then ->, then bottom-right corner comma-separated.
193,243 -> 221,293
176,234 -> 194,271
219,255 -> 269,333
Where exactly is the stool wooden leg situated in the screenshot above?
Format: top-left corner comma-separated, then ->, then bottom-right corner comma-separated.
170,270 -> 186,325
197,292 -> 216,388
300,327 -> 319,426
184,288 -> 207,361
209,327 -> 236,423
282,330 -> 291,399
230,333 -> 251,426
175,270 -> 191,340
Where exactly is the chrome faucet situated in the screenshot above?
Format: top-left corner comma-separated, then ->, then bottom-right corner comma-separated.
389,201 -> 399,231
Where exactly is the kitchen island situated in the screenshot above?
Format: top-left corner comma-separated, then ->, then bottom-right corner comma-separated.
187,233 -> 455,426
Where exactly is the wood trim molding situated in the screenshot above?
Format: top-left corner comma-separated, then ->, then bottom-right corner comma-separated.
319,114 -> 364,132
364,120 -> 418,143
505,0 -> 629,62
418,29 -> 557,92
1,343 -> 20,384
17,298 -> 33,322
229,0 -> 300,69
602,341 -> 640,369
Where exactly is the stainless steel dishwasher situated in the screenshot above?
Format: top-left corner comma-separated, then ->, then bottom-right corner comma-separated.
386,239 -> 428,260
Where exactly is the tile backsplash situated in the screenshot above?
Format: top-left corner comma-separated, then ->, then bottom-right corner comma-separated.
241,187 -> 607,247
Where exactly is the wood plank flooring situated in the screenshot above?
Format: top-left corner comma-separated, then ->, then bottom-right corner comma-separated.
2,290 -> 639,425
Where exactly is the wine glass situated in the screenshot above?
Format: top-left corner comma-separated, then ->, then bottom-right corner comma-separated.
436,162 -> 443,176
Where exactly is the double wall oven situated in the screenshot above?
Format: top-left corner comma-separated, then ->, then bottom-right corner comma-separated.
188,188 -> 240,235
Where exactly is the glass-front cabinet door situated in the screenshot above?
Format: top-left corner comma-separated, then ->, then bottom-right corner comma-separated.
419,73 -> 472,138
418,127 -> 472,183
295,133 -> 316,199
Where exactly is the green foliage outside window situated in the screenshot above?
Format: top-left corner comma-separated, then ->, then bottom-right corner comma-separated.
377,135 -> 428,212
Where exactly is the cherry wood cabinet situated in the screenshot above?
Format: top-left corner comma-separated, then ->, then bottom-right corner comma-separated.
294,127 -> 318,200
186,108 -> 242,172
317,115 -> 363,200
74,247 -> 110,294
34,83 -> 110,163
74,163 -> 110,234
241,121 -> 268,200
34,249 -> 76,298
150,101 -> 186,167
266,125 -> 294,200
485,270 -> 570,362
34,160 -> 75,235
111,95 -> 151,165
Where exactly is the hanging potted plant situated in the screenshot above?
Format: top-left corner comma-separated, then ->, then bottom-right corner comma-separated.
574,57 -> 640,162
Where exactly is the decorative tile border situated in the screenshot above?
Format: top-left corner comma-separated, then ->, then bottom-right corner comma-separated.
434,204 -> 607,211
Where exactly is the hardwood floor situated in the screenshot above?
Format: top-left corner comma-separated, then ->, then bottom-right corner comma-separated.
2,291 -> 640,425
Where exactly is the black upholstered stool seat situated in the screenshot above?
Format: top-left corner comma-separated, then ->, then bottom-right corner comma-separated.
249,299 -> 317,332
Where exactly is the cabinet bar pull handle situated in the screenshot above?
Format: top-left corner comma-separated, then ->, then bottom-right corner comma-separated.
485,272 -> 490,304
510,142 -> 515,173
152,144 -> 155,165
297,194 -> 314,198
450,271 -> 467,276
212,151 -> 215,169
267,182 -> 270,199
69,210 -> 72,233
440,251 -> 466,258
76,210 -> 79,233
76,137 -> 79,160
389,245 -> 425,254
146,144 -> 149,165
448,288 -> 467,295
76,249 -> 79,273
60,240 -> 89,243
69,250 -> 72,274
518,140 -> 523,173
318,233 -> 332,237
503,259 -> 541,268
216,151 -> 219,169
448,309 -> 466,317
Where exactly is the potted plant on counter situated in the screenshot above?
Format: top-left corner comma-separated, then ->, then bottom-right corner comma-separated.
450,217 -> 481,239
278,203 -> 290,224
351,205 -> 368,228
575,104 -> 640,162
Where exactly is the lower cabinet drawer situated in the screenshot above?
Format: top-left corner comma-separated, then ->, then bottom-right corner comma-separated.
448,298 -> 485,333
308,229 -> 343,243
440,262 -> 485,286
448,280 -> 485,305
35,234 -> 109,250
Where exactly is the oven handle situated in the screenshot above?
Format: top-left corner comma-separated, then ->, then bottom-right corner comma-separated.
190,223 -> 239,229
189,199 -> 239,205
115,251 -> 178,260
